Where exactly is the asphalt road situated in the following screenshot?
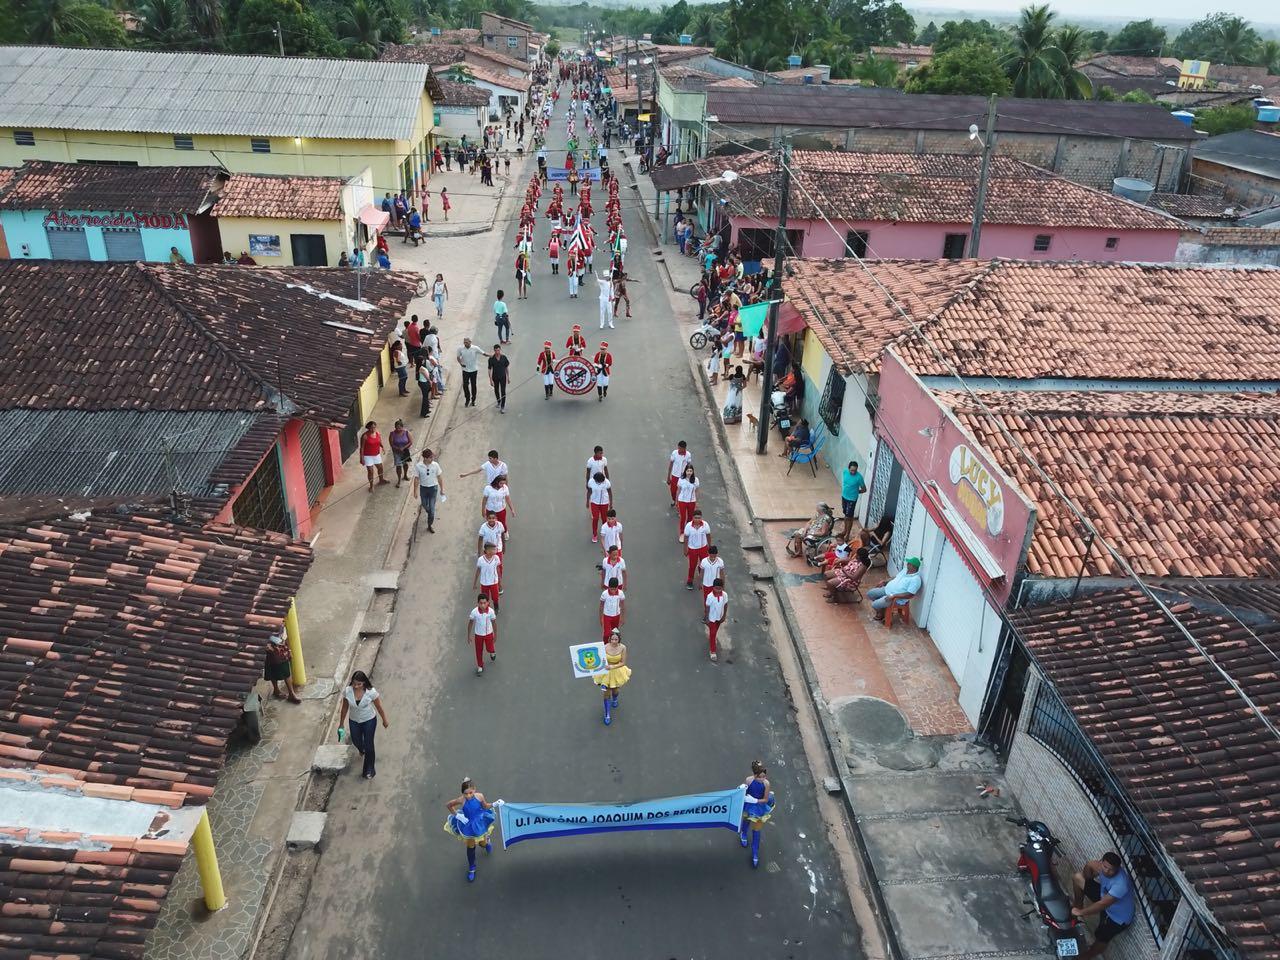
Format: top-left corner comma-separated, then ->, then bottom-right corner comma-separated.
288,101 -> 859,960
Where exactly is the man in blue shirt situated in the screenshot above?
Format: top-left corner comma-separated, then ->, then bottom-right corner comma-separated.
867,557 -> 922,621
840,460 -> 867,540
1073,852 -> 1135,958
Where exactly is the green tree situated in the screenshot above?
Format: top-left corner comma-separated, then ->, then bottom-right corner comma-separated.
1095,84 -> 1117,100
1084,29 -> 1108,54
30,0 -> 128,46
139,0 -> 195,47
650,0 -> 690,44
1054,25 -> 1094,98
1172,13 -> 1260,64
185,0 -> 223,46
544,37 -> 560,58
854,52 -> 898,86
233,0 -> 341,56
686,8 -> 722,47
338,0 -> 395,58
916,20 -> 938,46
904,41 -> 1010,95
0,0 -> 24,42
1003,5 -> 1077,99
934,18 -> 1010,56
1120,88 -> 1155,103
1194,102 -> 1256,136
1257,39 -> 1280,73
1107,19 -> 1165,57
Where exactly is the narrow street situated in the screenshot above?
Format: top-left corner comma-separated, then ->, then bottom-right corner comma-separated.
287,108 -> 859,958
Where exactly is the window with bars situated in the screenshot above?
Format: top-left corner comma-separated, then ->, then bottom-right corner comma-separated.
1027,683 -> 1183,940
845,230 -> 869,258
818,367 -> 844,436
13,130 -> 34,146
251,138 -> 272,154
1034,234 -> 1052,252
1170,913 -> 1239,960
174,135 -> 194,150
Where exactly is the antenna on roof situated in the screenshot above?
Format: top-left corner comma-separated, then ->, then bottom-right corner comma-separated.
161,434 -> 189,521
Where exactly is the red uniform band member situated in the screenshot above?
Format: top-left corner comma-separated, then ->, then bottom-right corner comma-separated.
537,341 -> 556,399
594,341 -> 613,401
567,325 -> 587,356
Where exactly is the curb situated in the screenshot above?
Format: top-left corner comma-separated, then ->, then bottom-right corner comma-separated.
423,180 -> 510,239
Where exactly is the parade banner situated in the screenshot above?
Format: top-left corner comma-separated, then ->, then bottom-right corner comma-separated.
569,641 -> 608,678
547,167 -> 603,182
497,788 -> 746,848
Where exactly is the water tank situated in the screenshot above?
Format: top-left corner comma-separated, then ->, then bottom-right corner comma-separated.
1170,110 -> 1195,126
1112,177 -> 1156,204
787,54 -> 802,67
1258,105 -> 1280,124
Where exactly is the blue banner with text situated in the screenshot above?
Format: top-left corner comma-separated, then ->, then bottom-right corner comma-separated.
497,787 -> 745,848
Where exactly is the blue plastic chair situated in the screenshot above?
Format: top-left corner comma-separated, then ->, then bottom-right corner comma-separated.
787,430 -> 826,477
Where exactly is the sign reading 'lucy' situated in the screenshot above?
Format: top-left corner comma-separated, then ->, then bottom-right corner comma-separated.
949,444 -> 1005,536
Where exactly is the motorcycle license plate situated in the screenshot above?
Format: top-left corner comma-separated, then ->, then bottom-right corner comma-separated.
1056,939 -> 1080,957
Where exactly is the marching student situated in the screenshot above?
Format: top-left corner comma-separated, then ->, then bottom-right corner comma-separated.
444,777 -> 496,881
548,231 -> 561,274
586,444 -> 610,482
566,323 -> 587,356
704,578 -> 727,663
459,450 -> 509,488
698,545 -> 726,603
480,475 -> 514,536
466,593 -> 499,676
600,542 -> 627,589
599,576 -> 626,641
567,252 -> 580,299
683,509 -> 712,589
675,464 -> 700,542
478,509 -> 507,560
599,508 -> 623,558
665,440 -> 691,508
586,470 -> 613,542
473,542 -> 503,611
594,627 -> 631,726
739,760 -> 776,869
594,341 -> 613,401
537,340 -> 557,399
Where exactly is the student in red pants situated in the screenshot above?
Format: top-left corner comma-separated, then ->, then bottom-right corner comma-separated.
600,577 -> 626,640
601,543 -> 627,589
665,440 -> 691,507
683,509 -> 712,589
467,594 -> 498,676
675,464 -> 700,542
704,579 -> 727,663
698,545 -> 726,602
473,542 -> 503,611
599,509 -> 623,557
586,470 -> 613,542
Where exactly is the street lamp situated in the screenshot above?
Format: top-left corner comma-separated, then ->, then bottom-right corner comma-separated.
968,96 -> 997,259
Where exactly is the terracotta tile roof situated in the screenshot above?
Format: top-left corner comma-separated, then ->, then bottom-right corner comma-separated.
435,78 -> 492,108
461,45 -> 531,73
0,167 -> 15,195
1202,227 -> 1280,246
649,150 -> 767,192
787,259 -> 1280,382
438,61 -> 529,91
711,150 -> 1182,231
0,511 -> 312,803
1077,54 -> 1181,78
211,173 -> 343,220
1147,192 -> 1239,219
940,390 -> 1280,578
708,76 -> 757,89
0,837 -> 186,956
0,160 -> 224,213
381,41 -> 466,65
869,43 -> 933,61
768,66 -> 829,82
0,262 -> 415,425
1013,588 -> 1280,959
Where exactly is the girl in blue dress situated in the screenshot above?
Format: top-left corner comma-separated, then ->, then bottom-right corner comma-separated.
444,778 -> 497,882
740,760 -> 776,869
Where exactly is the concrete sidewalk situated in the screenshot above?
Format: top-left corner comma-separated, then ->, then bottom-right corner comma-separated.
147,151 -> 531,960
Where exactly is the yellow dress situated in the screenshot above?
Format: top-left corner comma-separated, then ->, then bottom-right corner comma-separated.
594,650 -> 631,689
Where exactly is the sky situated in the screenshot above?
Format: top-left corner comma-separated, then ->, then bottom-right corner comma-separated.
908,1 -> 1276,27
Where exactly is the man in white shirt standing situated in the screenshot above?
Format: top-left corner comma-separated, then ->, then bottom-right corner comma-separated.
586,470 -> 613,543
455,337 -> 488,408
665,441 -> 691,508
683,509 -> 712,590
704,579 -> 728,663
467,594 -> 498,676
698,545 -> 726,604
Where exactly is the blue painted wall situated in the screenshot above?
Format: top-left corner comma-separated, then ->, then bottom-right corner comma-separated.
1,209 -> 195,262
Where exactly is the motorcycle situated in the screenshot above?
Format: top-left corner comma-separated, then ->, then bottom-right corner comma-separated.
689,321 -> 724,351
770,389 -> 793,436
1008,817 -> 1082,957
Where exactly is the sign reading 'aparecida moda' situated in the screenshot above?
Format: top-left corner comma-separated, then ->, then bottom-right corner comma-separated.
43,211 -> 190,230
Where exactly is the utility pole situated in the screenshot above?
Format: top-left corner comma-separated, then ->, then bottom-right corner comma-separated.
757,139 -> 792,455
968,94 -> 997,258
275,21 -> 285,56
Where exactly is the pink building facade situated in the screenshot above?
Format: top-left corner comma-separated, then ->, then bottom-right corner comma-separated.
730,216 -> 1181,262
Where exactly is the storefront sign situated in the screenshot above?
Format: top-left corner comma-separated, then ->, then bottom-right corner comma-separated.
42,211 -> 189,230
249,234 -> 281,257
949,444 -> 1005,536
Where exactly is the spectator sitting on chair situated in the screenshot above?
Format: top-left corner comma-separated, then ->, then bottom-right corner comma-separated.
1072,852 -> 1135,960
781,418 -> 811,458
866,557 -> 922,621
824,547 -> 871,604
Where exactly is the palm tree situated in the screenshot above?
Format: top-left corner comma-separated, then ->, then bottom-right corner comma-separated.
855,53 -> 899,87
1257,39 -> 1280,73
1216,15 -> 1259,65
1003,4 -> 1069,98
138,0 -> 194,47
184,0 -> 222,46
340,0 -> 393,59
1054,25 -> 1094,99
687,9 -> 722,48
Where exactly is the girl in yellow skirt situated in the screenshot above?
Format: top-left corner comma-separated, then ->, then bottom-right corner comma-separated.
740,760 -> 777,869
444,778 -> 496,882
595,628 -> 631,726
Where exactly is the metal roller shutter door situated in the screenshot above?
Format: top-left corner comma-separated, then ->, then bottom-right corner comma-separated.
46,227 -> 91,260
887,475 -> 916,574
103,228 -> 144,261
299,420 -> 327,505
926,544 -> 985,683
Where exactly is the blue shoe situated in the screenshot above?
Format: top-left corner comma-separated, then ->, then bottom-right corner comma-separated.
603,698 -> 612,725
740,832 -> 750,848
484,841 -> 493,855
467,866 -> 476,882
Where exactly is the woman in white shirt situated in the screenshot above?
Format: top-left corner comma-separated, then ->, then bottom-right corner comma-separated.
432,274 -> 449,318
481,476 -> 514,532
675,465 -> 700,542
337,670 -> 389,779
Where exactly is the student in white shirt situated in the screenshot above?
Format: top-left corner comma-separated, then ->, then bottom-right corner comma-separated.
472,542 -> 503,609
478,511 -> 507,558
599,578 -> 626,640
599,509 -> 623,555
698,545 -> 726,601
480,476 -> 514,534
600,543 -> 627,589
585,445 -> 610,483
460,449 -> 509,487
704,579 -> 728,663
586,471 -> 613,542
665,440 -> 691,507
683,509 -> 712,588
467,594 -> 498,675
675,465 -> 700,542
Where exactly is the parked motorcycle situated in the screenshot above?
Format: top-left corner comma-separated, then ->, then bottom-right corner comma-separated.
1008,817 -> 1083,957
689,321 -> 724,351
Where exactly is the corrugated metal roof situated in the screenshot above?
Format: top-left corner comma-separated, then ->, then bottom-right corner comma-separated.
0,409 -> 280,501
0,46 -> 431,141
